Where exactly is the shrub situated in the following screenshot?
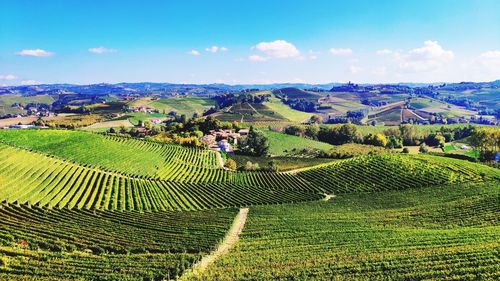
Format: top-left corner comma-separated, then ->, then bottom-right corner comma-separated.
224,158 -> 237,170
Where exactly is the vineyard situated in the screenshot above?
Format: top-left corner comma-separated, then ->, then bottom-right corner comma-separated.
0,205 -> 237,280
0,143 -> 322,211
191,182 -> 500,280
295,153 -> 500,193
0,129 -> 499,280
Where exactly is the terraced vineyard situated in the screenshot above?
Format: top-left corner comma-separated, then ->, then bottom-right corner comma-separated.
0,205 -> 237,280
191,182 -> 500,280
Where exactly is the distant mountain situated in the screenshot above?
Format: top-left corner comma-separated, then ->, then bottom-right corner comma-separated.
0,80 -> 498,97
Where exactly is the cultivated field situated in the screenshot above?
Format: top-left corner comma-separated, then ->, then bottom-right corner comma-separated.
0,128 -> 498,280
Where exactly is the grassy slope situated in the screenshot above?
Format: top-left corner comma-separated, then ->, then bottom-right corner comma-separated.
81,119 -> 134,132
263,96 -> 313,122
127,112 -> 167,125
228,154 -> 335,171
0,94 -> 54,115
130,96 -> 214,117
261,129 -> 333,156
193,182 -> 500,280
410,97 -> 476,117
0,129 -> 165,176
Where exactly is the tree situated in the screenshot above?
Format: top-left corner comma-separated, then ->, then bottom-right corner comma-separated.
243,161 -> 260,171
224,158 -> 237,170
399,124 -> 417,145
309,115 -> 323,124
425,133 -> 445,147
318,124 -> 361,145
239,127 -> 269,156
304,124 -> 319,139
268,160 -> 278,172
284,125 -> 305,137
386,136 -> 403,149
470,127 -> 500,162
364,133 -> 388,147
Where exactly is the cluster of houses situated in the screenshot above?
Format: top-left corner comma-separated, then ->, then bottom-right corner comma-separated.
1,124 -> 48,129
201,129 -> 249,153
3,104 -> 55,119
129,106 -> 156,114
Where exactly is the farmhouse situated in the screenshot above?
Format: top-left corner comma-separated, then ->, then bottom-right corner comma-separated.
201,129 -> 248,152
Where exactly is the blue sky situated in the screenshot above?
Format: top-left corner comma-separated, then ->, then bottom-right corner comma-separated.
1,0 -> 499,85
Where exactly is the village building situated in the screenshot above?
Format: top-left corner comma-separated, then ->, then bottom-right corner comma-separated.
201,129 -> 248,153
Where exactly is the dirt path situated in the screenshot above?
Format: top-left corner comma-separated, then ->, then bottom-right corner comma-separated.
216,151 -> 225,168
178,208 -> 249,280
246,103 -> 259,114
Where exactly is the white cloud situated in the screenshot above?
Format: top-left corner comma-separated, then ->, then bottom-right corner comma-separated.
205,46 -> 228,53
395,40 -> 454,72
16,49 -> 54,57
0,74 -> 17,81
88,46 -> 117,54
188,50 -> 200,56
308,50 -> 319,60
248,55 -> 267,62
477,50 -> 500,76
376,49 -> 393,55
330,48 -> 352,56
251,40 -> 300,60
349,66 -> 363,74
372,66 -> 388,76
21,80 -> 40,85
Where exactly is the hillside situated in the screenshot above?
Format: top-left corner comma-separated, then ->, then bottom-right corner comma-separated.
262,129 -> 333,156
296,154 -> 500,193
0,94 -> 54,116
0,129 -> 499,280
272,88 -> 323,101
192,182 -> 500,280
263,96 -> 314,122
0,205 -> 237,279
213,102 -> 288,123
129,96 -> 215,117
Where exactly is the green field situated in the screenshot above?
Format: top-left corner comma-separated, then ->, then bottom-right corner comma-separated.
261,129 -> 334,156
129,96 -> 215,117
409,97 -> 476,118
126,112 -> 167,125
192,182 -> 500,280
263,96 -> 314,122
228,154 -> 335,171
0,94 -> 54,115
